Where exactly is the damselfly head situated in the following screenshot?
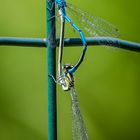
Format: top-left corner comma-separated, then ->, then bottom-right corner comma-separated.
63,64 -> 74,73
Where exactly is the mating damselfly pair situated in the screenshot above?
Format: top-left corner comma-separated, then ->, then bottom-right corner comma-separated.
48,0 -> 120,91
48,1 -> 120,139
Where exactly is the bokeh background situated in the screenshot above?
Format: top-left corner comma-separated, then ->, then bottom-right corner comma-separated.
0,0 -> 140,140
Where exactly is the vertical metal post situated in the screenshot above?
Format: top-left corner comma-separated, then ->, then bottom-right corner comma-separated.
46,0 -> 57,140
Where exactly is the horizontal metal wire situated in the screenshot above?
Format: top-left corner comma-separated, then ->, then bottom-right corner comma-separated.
0,37 -> 140,52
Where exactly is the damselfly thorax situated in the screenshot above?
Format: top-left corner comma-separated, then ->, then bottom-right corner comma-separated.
58,64 -> 75,91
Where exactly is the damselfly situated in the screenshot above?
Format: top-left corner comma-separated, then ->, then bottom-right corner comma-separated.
48,0 -> 120,91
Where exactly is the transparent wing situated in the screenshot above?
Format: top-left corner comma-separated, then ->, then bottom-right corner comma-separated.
70,87 -> 89,140
66,3 -> 120,38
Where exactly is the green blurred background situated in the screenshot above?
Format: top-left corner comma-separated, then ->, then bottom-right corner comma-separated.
0,0 -> 140,140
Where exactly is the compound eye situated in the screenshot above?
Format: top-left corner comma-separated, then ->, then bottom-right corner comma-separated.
63,64 -> 74,71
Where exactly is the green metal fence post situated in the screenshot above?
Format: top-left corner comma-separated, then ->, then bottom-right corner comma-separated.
46,0 -> 57,140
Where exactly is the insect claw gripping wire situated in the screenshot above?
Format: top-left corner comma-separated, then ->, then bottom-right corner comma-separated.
48,74 -> 58,84
47,1 -> 55,12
